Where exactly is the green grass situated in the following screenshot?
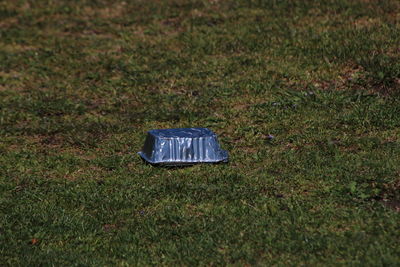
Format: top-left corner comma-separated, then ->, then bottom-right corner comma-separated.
1,0 -> 400,265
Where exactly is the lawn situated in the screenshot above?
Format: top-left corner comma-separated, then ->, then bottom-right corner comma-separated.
1,0 -> 399,265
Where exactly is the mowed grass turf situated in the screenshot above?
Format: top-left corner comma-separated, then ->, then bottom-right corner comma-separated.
1,0 -> 400,265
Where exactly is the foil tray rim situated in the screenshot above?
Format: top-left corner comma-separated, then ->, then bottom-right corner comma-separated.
137,151 -> 229,165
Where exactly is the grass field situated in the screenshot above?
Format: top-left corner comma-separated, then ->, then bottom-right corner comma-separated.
1,0 -> 400,265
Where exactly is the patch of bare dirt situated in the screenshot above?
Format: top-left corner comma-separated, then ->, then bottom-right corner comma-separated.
380,178 -> 400,212
0,17 -> 18,29
354,17 -> 382,29
0,43 -> 37,53
381,199 -> 400,212
83,2 -> 127,19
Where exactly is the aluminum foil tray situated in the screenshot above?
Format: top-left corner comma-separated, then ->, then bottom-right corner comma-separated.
138,128 -> 228,166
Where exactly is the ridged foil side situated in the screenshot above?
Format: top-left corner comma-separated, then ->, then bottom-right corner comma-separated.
138,128 -> 228,165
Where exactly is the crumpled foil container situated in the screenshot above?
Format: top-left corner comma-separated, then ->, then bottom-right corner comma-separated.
138,128 -> 228,165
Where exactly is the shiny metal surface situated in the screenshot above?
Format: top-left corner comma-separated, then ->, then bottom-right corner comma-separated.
138,128 -> 228,165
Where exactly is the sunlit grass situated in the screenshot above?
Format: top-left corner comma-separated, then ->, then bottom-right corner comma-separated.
1,0 -> 399,265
